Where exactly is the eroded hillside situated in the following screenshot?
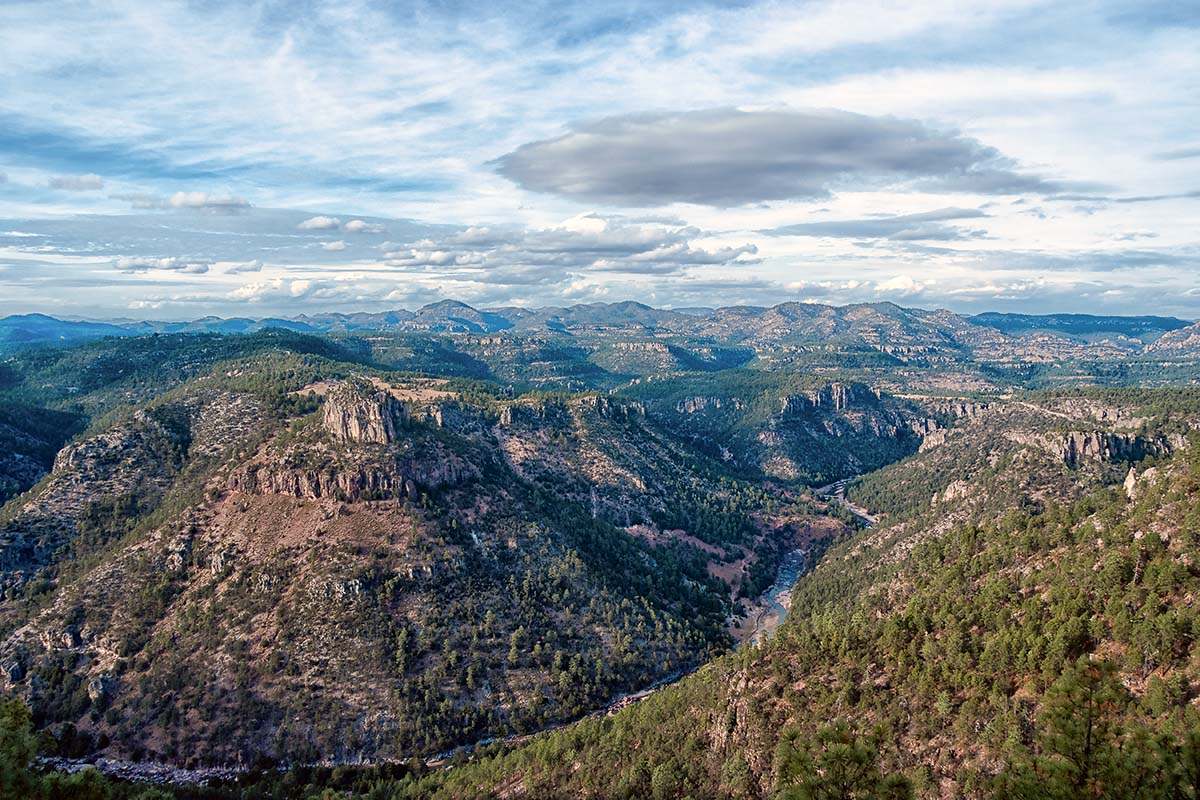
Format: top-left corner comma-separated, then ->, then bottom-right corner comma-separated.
0,359 -> 850,766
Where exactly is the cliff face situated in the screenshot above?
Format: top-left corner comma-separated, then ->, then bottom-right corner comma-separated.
997,428 -> 1186,468
1054,430 -> 1184,467
229,463 -> 417,500
228,379 -> 480,502
925,399 -> 990,419
778,382 -> 880,415
322,378 -> 409,444
227,444 -> 478,501
676,396 -> 743,414
635,379 -> 928,483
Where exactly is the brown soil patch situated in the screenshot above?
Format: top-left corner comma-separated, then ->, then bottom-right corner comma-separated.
293,376 -> 456,403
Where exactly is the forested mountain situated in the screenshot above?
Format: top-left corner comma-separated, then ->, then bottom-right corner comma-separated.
376,390 -> 1200,799
969,312 -> 1189,340
0,342 -> 872,767
0,314 -> 136,353
4,302 -> 1197,367
1,312 -> 1199,800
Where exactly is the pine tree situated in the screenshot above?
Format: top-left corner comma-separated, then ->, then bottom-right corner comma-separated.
774,722 -> 912,800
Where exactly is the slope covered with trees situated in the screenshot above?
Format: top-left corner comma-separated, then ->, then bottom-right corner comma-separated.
0,349 -> 845,768
364,391 -> 1200,799
3,327 -> 1200,799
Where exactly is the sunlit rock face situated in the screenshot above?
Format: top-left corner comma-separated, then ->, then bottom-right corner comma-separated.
322,378 -> 408,444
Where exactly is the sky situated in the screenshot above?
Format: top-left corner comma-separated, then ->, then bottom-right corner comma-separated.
0,0 -> 1198,320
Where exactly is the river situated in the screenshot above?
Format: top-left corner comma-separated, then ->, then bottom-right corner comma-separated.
742,548 -> 807,647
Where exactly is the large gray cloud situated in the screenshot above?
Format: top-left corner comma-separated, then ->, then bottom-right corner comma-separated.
495,108 -> 1082,207
766,207 -> 988,241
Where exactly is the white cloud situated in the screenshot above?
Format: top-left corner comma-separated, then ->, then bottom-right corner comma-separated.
1,0 -> 1198,317
49,173 -> 105,191
384,248 -> 483,267
168,192 -> 249,211
343,219 -> 386,234
319,240 -> 347,251
112,191 -> 249,211
298,216 -> 341,230
111,192 -> 167,209
223,259 -> 263,274
874,274 -> 927,295
381,213 -> 757,277
228,277 -> 341,302
113,255 -> 210,274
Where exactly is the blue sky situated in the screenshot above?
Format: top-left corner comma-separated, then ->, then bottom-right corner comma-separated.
0,0 -> 1197,319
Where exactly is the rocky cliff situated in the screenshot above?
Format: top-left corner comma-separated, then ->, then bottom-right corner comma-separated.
1006,429 -> 1188,467
0,367 -> 785,769
779,382 -> 882,415
322,377 -> 409,443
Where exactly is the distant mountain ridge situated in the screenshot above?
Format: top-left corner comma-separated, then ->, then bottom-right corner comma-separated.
968,311 -> 1190,339
1,301 -> 1195,357
0,313 -> 138,350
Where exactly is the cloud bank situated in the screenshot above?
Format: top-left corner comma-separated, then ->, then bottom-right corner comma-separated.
0,0 -> 1197,317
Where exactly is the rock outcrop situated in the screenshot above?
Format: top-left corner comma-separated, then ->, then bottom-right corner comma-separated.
0,391 -> 263,593
1059,430 -> 1183,467
927,400 -> 989,419
323,379 -> 408,444
780,382 -> 881,415
497,395 -> 643,428
229,463 -> 418,501
577,394 -> 645,419
676,396 -> 743,414
1005,429 -> 1186,467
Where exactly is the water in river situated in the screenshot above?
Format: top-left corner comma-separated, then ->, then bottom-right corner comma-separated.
744,548 -> 807,647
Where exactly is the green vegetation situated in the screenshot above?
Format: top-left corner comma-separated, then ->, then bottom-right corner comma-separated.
5,347 -> 828,768
4,323 -> 1200,799
317,403 -> 1200,798
623,370 -> 923,484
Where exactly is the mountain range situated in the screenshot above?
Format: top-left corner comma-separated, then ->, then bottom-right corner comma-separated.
1,302 -> 1199,799
2,301 -> 1196,357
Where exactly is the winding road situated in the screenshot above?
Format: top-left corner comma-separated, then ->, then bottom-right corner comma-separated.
816,477 -> 878,527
